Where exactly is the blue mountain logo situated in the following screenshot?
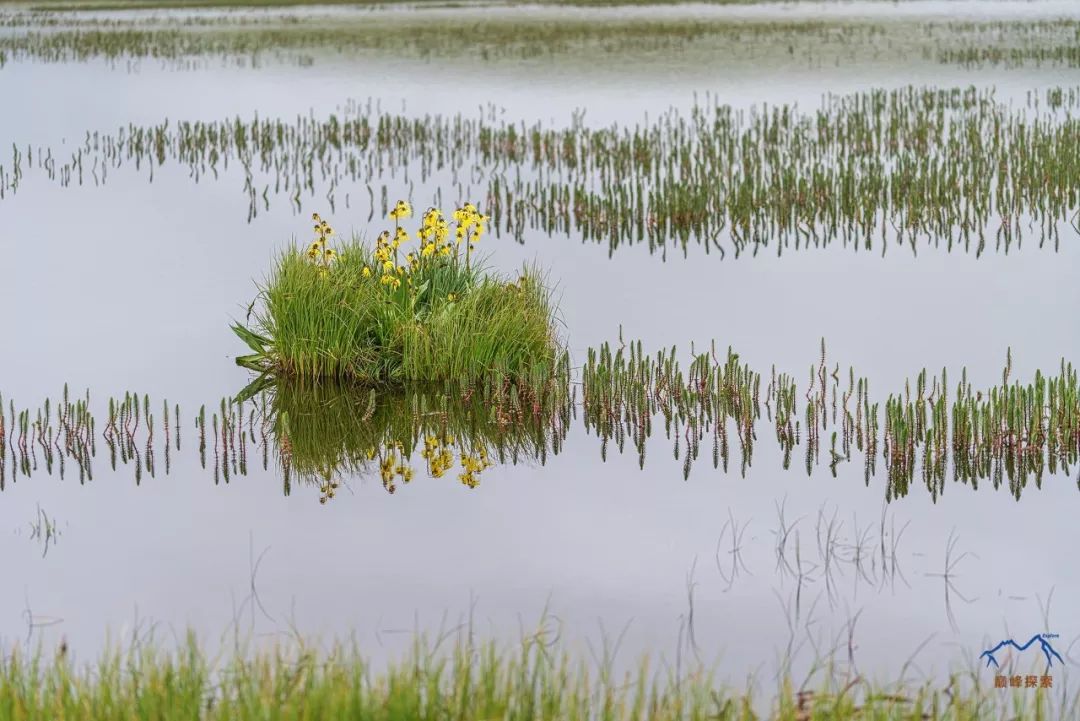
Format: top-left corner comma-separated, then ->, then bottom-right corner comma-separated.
980,634 -> 1063,669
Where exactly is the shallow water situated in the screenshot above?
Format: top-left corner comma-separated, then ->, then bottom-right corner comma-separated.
2,0 -> 1080,694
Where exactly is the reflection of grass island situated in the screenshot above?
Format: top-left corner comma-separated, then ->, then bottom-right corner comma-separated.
234,202 -> 562,387
266,378 -> 570,498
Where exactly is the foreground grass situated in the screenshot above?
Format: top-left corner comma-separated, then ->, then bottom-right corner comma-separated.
0,630 -> 1070,720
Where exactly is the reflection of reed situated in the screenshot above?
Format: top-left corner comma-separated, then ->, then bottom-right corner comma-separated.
4,86 -> 1079,255
2,342 -> 1077,502
583,339 -> 1080,501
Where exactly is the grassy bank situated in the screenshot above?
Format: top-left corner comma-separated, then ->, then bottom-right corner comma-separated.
234,206 -> 561,385
0,630 -> 1070,720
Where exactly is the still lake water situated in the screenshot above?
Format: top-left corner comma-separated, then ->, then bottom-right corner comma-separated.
2,0 -> 1080,691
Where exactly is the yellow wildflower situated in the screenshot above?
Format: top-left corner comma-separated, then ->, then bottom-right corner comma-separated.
389,200 -> 413,220
362,266 -> 372,278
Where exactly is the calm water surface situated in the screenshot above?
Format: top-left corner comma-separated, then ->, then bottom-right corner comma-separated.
2,0 -> 1080,689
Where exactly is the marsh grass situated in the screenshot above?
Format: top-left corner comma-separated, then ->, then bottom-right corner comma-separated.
0,629 -> 1071,721
5,86 -> 1078,255
1,11 -> 1078,76
236,210 -> 562,386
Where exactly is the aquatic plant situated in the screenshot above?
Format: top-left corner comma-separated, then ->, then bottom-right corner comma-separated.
4,86 -> 1077,256
2,345 -> 1076,502
234,207 -> 562,385
2,10 -> 1078,72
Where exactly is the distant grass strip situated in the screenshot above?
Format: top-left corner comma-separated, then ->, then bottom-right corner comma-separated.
234,204 -> 561,386
4,0 -> 917,11
0,628 -> 1071,720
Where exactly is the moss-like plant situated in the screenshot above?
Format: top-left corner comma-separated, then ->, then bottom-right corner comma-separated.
234,202 -> 561,387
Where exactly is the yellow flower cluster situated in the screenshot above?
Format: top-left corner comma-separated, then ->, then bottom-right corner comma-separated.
347,200 -> 492,297
350,436 -> 497,495
421,434 -> 456,478
451,202 -> 489,250
307,212 -> 338,267
414,203 -> 488,264
458,447 -> 492,489
318,478 -> 340,504
389,199 -> 413,221
372,227 -> 410,290
380,449 -> 413,494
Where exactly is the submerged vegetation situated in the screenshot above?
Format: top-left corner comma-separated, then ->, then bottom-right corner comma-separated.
1,10 -> 1079,72
3,344 -> 1077,503
234,207 -> 562,385
0,628 -> 1074,721
4,85 -> 1078,255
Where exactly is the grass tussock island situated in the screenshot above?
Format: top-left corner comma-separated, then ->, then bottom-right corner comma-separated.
234,202 -> 562,386
0,632 -> 1071,721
